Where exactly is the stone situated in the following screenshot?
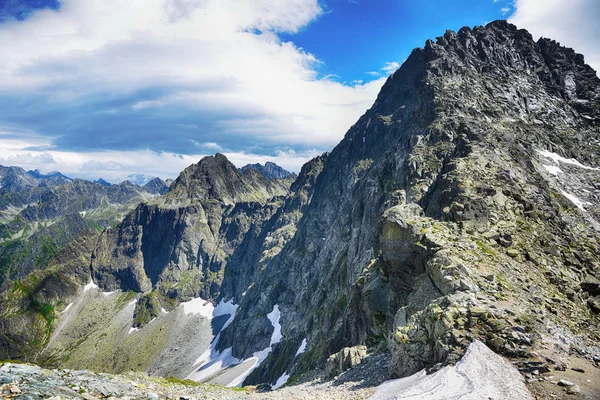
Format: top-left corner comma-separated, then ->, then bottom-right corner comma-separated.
571,367 -> 585,373
567,384 -> 581,394
9,385 -> 21,394
557,379 -> 575,387
324,345 -> 368,377
506,249 -> 519,258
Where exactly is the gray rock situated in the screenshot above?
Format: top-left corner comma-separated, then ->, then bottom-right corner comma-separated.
558,379 -> 575,387
325,346 -> 368,377
567,384 -> 581,394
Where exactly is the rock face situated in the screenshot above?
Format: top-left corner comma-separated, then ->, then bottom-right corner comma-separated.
0,20 -> 599,394
143,177 -> 170,195
216,19 -> 600,385
91,154 -> 296,298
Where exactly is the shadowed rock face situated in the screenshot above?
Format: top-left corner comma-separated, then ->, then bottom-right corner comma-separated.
90,153 -> 297,298
0,20 -> 599,391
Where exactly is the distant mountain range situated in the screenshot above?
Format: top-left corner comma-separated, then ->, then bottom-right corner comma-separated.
0,161 -> 292,289
0,165 -> 171,287
27,169 -> 72,182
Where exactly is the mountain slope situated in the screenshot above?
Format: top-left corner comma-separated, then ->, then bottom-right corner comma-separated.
0,20 -> 598,399
215,20 -> 600,385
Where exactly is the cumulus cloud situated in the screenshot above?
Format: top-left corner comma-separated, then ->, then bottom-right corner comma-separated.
0,0 -> 387,178
381,61 -> 401,75
509,0 -> 600,73
0,129 -> 318,182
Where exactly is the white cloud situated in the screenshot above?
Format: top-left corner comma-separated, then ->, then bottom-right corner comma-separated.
0,0 -> 386,158
0,130 -> 317,181
509,0 -> 600,74
500,7 -> 511,15
382,61 -> 400,75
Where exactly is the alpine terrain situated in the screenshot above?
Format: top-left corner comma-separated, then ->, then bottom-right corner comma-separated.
0,20 -> 599,399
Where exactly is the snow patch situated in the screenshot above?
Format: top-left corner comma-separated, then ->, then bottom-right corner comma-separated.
272,372 -> 290,390
370,340 -> 533,400
161,307 -> 168,314
560,190 -> 589,211
187,299 -> 240,382
128,327 -> 139,335
181,297 -> 214,318
189,346 -> 242,383
61,303 -> 73,314
83,280 -> 98,292
213,298 -> 239,319
295,338 -> 307,356
225,304 -> 283,387
537,150 -> 599,170
188,302 -> 281,388
79,211 -> 87,217
268,304 -> 282,346
543,164 -> 562,176
102,291 -> 116,296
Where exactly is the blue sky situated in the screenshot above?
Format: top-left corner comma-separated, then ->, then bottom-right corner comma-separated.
283,0 -> 513,83
0,0 -> 597,182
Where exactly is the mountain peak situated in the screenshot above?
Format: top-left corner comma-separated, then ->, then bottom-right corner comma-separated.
240,161 -> 294,180
143,177 -> 169,195
166,153 -> 291,205
94,178 -> 111,187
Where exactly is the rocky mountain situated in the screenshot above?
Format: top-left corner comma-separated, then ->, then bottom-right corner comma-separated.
0,170 -> 173,288
241,162 -> 296,180
94,178 -> 111,187
0,20 -> 599,399
143,177 -> 170,195
27,169 -> 72,184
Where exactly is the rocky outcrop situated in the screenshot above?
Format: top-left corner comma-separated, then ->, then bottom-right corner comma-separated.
324,345 -> 367,378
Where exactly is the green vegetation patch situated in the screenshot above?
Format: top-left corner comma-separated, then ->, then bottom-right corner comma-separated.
163,377 -> 201,387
